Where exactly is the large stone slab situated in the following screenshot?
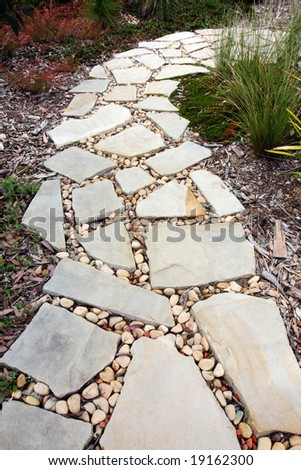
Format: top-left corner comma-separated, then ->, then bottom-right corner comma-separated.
48,104 -> 132,148
190,170 -> 245,217
95,125 -> 165,158
136,181 -> 205,218
101,335 -> 240,450
115,48 -> 152,58
155,64 -> 210,80
89,65 -> 108,79
138,41 -> 173,49
77,222 -> 135,271
145,80 -> 179,97
43,259 -> 175,327
104,57 -> 134,70
136,53 -> 165,70
161,49 -> 182,58
44,147 -> 116,183
133,96 -> 178,112
0,401 -> 92,450
191,293 -> 301,436
184,42 -> 210,53
191,48 -> 216,60
104,85 -> 137,102
113,67 -> 151,85
115,167 -> 155,195
145,222 -> 255,288
62,93 -> 97,117
157,31 -> 196,42
146,112 -> 189,139
1,303 -> 120,397
73,180 -> 124,224
70,80 -> 110,94
22,180 -> 65,252
146,141 -> 211,176
170,58 -> 196,65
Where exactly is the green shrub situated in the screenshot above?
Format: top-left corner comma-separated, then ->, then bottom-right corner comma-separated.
140,0 -> 179,20
88,0 -> 121,26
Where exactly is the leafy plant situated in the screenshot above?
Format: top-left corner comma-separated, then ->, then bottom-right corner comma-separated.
140,0 -> 179,20
0,0 -> 33,35
88,0 -> 121,26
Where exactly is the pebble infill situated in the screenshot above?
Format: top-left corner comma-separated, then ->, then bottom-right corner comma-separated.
1,27 -> 301,450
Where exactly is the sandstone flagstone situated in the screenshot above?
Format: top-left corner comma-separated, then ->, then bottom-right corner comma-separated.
184,42 -> 210,53
48,104 -> 132,148
191,48 -> 216,60
89,65 -> 108,79
170,58 -> 196,65
146,112 -> 189,139
155,64 -> 210,80
190,169 -> 245,216
104,57 -> 134,70
146,141 -> 211,176
95,125 -> 165,158
136,181 -> 205,218
0,401 -> 92,450
157,31 -> 196,42
115,167 -> 155,195
133,96 -> 178,112
113,67 -> 151,84
22,179 -> 65,252
44,147 -> 116,183
62,93 -> 97,117
136,53 -> 165,70
104,85 -> 137,102
160,49 -> 182,58
145,222 -> 255,288
191,294 -> 301,436
138,41 -> 173,49
101,335 -> 239,449
43,258 -> 174,327
77,222 -> 135,271
1,303 -> 120,397
115,48 -> 152,58
70,79 -> 110,93
145,80 -> 179,97
73,180 -> 124,224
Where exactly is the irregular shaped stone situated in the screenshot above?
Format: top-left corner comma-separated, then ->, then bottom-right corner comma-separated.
138,41 -> 173,49
191,294 -> 301,436
44,147 -> 116,183
101,335 -> 239,449
43,258 -> 174,327
133,96 -> 178,112
202,58 -> 216,68
2,303 -> 119,397
104,85 -> 137,102
182,35 -> 206,44
136,53 -> 165,70
170,58 -> 196,65
104,57 -> 134,70
63,93 -> 97,117
22,180 -> 65,252
89,65 -> 108,79
77,222 -> 135,271
113,67 -> 151,85
136,181 -> 205,218
155,65 -> 210,80
48,104 -> 132,148
161,49 -> 182,58
115,167 -> 155,195
70,80 -> 110,93
146,112 -> 189,139
145,222 -> 255,288
145,80 -> 179,97
95,125 -> 165,158
115,48 -> 152,58
73,180 -> 124,224
184,42 -> 210,53
191,48 -> 216,60
190,170 -> 245,217
157,31 -> 195,42
0,401 -> 92,450
146,141 -> 211,176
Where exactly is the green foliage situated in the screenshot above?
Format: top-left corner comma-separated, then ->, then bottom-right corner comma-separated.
140,0 -> 179,20
88,0 -> 121,26
0,370 -> 17,394
0,0 -> 33,35
0,316 -> 15,329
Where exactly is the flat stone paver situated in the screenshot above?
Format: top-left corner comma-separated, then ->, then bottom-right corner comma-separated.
104,57 -> 134,70
170,58 -> 196,64
115,167 -> 155,195
191,294 -> 301,436
0,401 -> 93,450
184,42 -> 210,53
133,96 -> 178,112
73,180 -> 124,224
146,112 -> 189,139
191,48 -> 216,60
77,222 -> 135,271
62,93 -> 97,117
101,335 -> 240,450
104,85 -> 137,102
115,48 -> 152,58
161,49 -> 182,58
145,222 -> 255,288
43,258 -> 175,327
136,53 -> 165,70
70,79 -> 110,93
44,147 -> 117,183
113,67 -> 152,84
155,64 -> 210,80
136,181 -> 205,218
22,180 -> 65,252
1,303 -> 120,397
138,41 -> 173,49
48,104 -> 132,148
190,170 -> 245,216
95,125 -> 165,158
157,31 -> 196,42
145,80 -> 179,97
146,141 -> 211,176
89,65 -> 108,79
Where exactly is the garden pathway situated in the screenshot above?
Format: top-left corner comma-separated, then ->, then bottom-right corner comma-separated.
1,28 -> 301,450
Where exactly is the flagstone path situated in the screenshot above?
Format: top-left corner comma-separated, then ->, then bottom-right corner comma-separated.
1,28 -> 301,451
